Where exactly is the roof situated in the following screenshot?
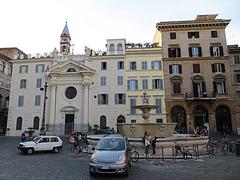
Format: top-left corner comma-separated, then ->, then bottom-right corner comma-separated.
61,22 -> 71,37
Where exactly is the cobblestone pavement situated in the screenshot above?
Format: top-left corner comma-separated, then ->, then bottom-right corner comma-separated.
0,136 -> 240,180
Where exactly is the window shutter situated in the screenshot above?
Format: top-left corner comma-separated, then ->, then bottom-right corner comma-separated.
223,81 -> 226,93
198,47 -> 202,57
189,47 -> 192,57
219,46 -> 224,56
127,80 -> 130,89
179,65 -> 182,74
106,94 -> 108,104
168,48 -> 171,58
210,47 -> 214,56
221,64 -> 225,72
211,64 -> 215,73
177,48 -> 181,57
202,82 -> 206,94
169,65 -> 172,74
193,82 -> 198,97
115,94 -> 117,104
188,32 -> 191,38
160,79 -> 163,89
123,94 -> 126,104
213,82 -> 217,93
151,61 -> 154,69
97,95 -> 100,104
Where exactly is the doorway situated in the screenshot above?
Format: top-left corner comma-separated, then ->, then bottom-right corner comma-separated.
65,114 -> 74,135
215,106 -> 232,133
193,106 -> 209,128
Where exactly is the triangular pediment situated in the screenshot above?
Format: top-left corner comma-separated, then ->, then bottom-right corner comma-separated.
49,59 -> 95,76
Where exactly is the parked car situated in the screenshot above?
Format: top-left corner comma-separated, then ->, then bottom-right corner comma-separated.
17,135 -> 63,155
90,128 -> 117,135
89,134 -> 131,176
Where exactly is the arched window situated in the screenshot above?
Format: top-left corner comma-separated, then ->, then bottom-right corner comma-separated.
117,115 -> 125,123
215,105 -> 232,133
117,44 -> 122,51
16,117 -> 23,130
67,68 -> 76,72
0,61 -> 5,72
33,116 -> 40,130
8,64 -> 12,75
100,115 -> 107,129
109,44 -> 115,51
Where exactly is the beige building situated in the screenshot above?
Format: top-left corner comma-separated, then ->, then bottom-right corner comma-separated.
154,14 -> 237,134
228,45 -> 240,134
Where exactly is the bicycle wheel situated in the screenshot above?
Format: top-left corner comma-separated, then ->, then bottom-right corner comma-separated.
131,151 -> 139,162
73,146 -> 81,154
84,146 -> 91,154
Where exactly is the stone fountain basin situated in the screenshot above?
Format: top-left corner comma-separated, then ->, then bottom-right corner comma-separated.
116,123 -> 177,138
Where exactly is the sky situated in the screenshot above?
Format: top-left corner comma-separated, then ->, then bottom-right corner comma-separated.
0,0 -> 239,55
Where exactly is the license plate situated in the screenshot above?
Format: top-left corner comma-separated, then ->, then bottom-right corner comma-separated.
101,165 -> 109,169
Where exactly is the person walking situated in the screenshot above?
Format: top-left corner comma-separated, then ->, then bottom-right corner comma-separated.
152,136 -> 157,155
144,132 -> 151,156
21,131 -> 27,142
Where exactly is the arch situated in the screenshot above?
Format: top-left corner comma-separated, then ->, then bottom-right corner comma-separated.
100,115 -> 107,129
33,116 -> 40,130
16,117 -> 22,130
109,44 -> 115,51
117,115 -> 126,123
67,68 -> 76,72
215,105 -> 232,133
193,105 -> 209,129
0,61 -> 5,72
171,106 -> 187,133
117,44 -> 123,51
8,64 -> 12,75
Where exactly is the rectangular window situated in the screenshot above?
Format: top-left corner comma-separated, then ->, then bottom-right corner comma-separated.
211,63 -> 225,73
19,65 -> 28,73
169,64 -> 182,74
211,31 -> 218,38
20,79 -> 27,89
35,64 -> 45,73
117,76 -> 123,85
151,61 -> 161,70
129,61 -> 137,70
188,32 -> 199,38
142,79 -> 148,90
115,93 -> 126,104
117,61 -> 124,70
131,119 -> 136,123
214,81 -> 226,94
35,95 -> 41,106
189,47 -> 202,57
152,79 -> 163,90
233,70 -> 240,84
97,94 -> 108,105
36,79 -> 42,88
18,96 -> 24,107
155,98 -> 162,114
170,32 -> 176,39
142,61 -> 147,70
173,82 -> 181,94
100,76 -> 106,86
168,47 -> 181,58
156,119 -> 163,123
234,55 -> 240,64
210,46 -> 223,57
101,62 -> 107,70
193,64 -> 200,73
130,99 -> 136,114
127,80 -> 138,90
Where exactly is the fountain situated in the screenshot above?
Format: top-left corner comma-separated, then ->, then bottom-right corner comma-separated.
116,92 -> 177,138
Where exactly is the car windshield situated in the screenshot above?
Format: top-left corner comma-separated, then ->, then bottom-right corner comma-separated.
33,137 -> 41,143
97,138 -> 125,151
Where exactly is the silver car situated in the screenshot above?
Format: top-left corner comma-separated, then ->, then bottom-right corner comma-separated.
89,134 -> 131,176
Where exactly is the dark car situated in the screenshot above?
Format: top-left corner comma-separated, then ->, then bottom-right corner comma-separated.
89,134 -> 131,176
90,128 -> 117,135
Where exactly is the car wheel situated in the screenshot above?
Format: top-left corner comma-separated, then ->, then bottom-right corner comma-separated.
53,147 -> 60,153
27,148 -> 34,155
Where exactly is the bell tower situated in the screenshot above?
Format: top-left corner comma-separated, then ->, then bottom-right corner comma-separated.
60,22 -> 71,55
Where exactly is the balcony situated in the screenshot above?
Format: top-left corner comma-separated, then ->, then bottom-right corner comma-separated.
185,92 -> 216,101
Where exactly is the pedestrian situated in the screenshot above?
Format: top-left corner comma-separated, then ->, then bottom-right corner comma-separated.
21,131 -> 27,142
152,136 -> 157,155
144,132 -> 151,156
142,131 -> 147,145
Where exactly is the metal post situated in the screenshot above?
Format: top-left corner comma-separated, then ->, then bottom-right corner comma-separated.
40,81 -> 47,135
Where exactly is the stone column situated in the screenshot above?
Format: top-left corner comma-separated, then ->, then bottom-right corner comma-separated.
82,83 -> 89,132
48,84 -> 56,135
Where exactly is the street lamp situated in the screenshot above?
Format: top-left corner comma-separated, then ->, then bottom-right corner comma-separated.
40,72 -> 48,135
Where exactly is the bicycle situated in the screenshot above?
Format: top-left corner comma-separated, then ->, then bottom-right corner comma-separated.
174,144 -> 198,159
129,146 -> 139,162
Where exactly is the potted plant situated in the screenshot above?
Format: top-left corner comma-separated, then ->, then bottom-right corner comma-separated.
27,127 -> 35,137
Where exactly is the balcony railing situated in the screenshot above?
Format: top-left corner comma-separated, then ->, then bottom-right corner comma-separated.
185,92 -> 216,101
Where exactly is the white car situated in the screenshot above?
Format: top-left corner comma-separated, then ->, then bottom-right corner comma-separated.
17,135 -> 63,155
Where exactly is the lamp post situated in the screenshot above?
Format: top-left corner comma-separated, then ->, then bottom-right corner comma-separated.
40,75 -> 48,135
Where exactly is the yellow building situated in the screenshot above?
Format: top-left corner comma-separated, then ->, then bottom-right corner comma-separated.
125,44 -> 165,123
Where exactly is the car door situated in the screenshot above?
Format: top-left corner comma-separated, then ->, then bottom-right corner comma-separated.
35,137 -> 50,151
50,137 -> 60,149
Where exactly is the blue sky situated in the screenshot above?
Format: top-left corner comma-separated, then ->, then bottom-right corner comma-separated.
0,0 -> 239,54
